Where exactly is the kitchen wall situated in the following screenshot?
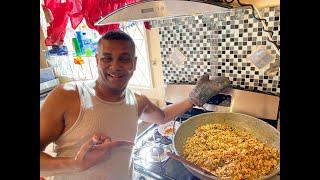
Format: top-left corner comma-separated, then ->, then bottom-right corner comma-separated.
150,6 -> 280,96
40,26 -> 48,69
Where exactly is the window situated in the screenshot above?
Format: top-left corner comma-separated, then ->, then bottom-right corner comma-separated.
121,22 -> 153,88
41,17 -> 153,88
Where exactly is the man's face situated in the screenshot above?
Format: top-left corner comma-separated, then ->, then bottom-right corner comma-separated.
96,39 -> 136,92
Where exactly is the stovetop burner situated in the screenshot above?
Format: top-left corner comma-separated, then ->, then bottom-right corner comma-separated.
153,128 -> 172,145
135,141 -> 171,164
133,124 -> 200,180
150,146 -> 167,162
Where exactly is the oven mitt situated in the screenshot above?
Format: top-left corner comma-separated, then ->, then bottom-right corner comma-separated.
189,74 -> 231,107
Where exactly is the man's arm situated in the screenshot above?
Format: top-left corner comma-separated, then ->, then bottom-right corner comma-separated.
136,95 -> 193,124
137,75 -> 230,125
162,98 -> 194,122
40,84 -> 80,176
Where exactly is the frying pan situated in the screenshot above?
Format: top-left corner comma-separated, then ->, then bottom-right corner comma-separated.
172,112 -> 280,179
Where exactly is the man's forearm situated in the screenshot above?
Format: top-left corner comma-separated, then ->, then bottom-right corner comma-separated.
40,151 -> 79,177
161,98 -> 194,124
140,97 -> 193,125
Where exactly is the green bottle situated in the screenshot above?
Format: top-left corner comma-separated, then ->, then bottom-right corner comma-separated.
72,38 -> 82,56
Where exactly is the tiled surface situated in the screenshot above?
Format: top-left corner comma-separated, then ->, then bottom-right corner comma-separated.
151,6 -> 280,96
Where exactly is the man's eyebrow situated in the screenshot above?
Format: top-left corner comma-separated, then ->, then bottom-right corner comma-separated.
119,53 -> 132,56
102,53 -> 112,56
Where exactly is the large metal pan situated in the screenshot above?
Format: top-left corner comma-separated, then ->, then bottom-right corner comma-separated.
173,112 -> 280,180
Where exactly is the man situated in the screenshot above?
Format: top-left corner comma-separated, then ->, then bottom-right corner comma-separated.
40,30 -> 230,180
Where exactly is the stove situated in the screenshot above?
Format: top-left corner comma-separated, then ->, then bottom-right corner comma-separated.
132,105 -> 210,180
132,123 -> 200,180
132,89 -> 280,180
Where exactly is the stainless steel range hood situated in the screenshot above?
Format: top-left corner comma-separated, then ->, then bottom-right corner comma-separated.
95,0 -> 234,26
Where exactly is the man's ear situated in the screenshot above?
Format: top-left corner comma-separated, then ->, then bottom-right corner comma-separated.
95,53 -> 99,65
133,56 -> 137,71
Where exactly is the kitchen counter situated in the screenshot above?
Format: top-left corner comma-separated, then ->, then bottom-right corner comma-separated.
165,84 -> 280,121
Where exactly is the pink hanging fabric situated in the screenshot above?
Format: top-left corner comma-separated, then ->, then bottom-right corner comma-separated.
82,0 -> 139,35
43,0 -> 73,46
43,0 -> 139,46
69,0 -> 83,29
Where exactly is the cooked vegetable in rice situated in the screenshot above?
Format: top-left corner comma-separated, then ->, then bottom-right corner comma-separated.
183,124 -> 280,180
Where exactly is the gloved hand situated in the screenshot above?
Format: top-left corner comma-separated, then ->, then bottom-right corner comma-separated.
189,74 -> 231,107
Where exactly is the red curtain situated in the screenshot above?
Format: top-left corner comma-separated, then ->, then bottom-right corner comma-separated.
69,0 -> 83,29
43,0 -> 139,46
43,0 -> 73,46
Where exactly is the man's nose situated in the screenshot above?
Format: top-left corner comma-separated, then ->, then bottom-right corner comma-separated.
109,59 -> 121,70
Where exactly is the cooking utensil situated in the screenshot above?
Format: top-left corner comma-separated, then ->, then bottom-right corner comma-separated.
166,152 -> 218,178
173,112 -> 280,180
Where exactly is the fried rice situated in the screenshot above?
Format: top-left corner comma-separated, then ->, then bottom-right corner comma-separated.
183,124 -> 280,180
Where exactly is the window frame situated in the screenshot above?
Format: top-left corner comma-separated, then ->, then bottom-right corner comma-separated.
120,22 -> 154,89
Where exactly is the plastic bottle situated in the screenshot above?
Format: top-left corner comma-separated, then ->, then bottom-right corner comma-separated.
72,37 -> 82,56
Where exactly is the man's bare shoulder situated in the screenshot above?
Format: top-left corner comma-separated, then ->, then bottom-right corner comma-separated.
44,81 -> 80,105
54,81 -> 78,95
134,93 -> 153,117
40,81 -> 81,150
134,93 -> 148,105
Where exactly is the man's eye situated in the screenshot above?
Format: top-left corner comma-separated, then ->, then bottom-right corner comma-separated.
101,57 -> 112,61
119,57 -> 131,62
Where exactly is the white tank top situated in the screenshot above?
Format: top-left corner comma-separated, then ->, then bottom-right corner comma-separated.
47,80 -> 139,180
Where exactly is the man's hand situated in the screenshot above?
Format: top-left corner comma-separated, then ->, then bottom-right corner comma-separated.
189,74 -> 231,107
74,133 -> 134,171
